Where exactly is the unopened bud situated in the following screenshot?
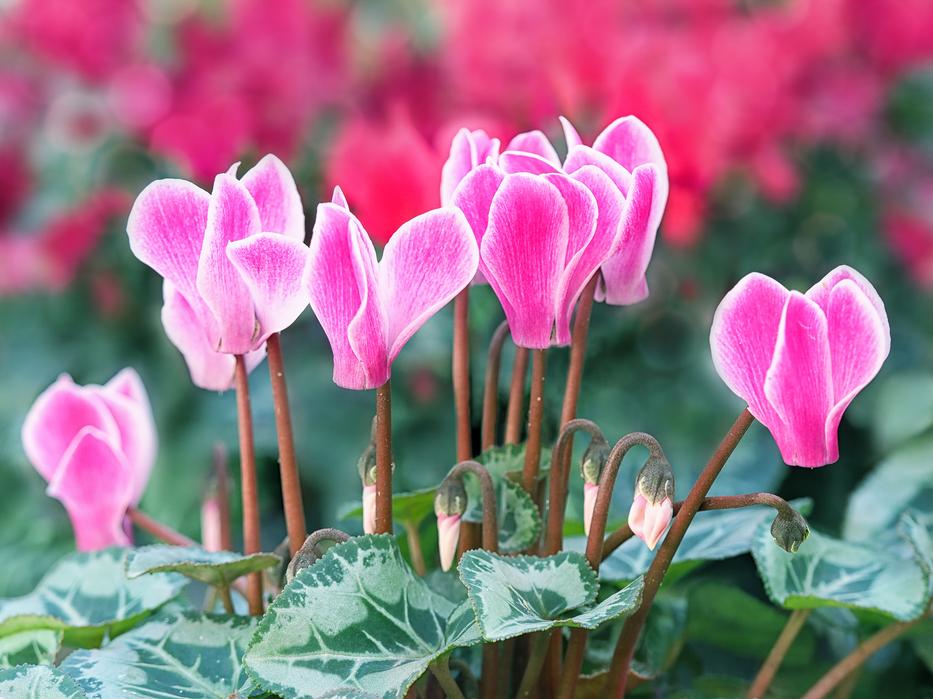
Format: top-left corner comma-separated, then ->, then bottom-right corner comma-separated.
435,479 -> 468,572
357,442 -> 377,487
581,438 -> 610,485
770,509 -> 810,553
583,483 -> 599,537
634,449 -> 674,506
362,484 -> 377,534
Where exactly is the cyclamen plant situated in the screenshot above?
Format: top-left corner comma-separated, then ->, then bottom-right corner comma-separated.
3,116 -> 926,699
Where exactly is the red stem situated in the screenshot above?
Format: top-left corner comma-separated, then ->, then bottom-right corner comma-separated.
505,347 -> 529,445
128,508 -> 196,547
374,381 -> 394,534
234,355 -> 264,616
521,349 -> 547,495
453,289 -> 473,462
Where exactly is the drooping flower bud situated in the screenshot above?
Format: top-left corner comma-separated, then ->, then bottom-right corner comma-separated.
581,438 -> 609,537
583,483 -> 599,537
435,478 -> 468,571
770,508 -> 810,553
357,433 -> 378,534
628,446 -> 675,550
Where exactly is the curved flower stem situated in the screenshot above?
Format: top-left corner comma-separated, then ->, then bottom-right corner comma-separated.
218,585 -> 235,614
430,656 -> 468,699
516,632 -> 550,699
746,609 -> 812,698
600,492 -> 799,560
561,275 -> 598,426
481,321 -> 510,451
505,347 -> 529,444
800,608 -> 930,699
521,349 -> 547,495
374,381 -> 394,535
212,443 -> 232,551
266,333 -> 307,558
234,355 -> 263,615
453,289 -> 473,462
404,521 -> 427,576
607,409 -> 755,698
558,432 -> 667,699
127,508 -> 196,547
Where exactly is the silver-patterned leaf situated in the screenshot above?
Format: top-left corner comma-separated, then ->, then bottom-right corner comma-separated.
458,550 -> 643,641
752,518 -> 931,621
244,535 -> 481,699
0,665 -> 85,698
590,499 -> 813,582
462,477 -> 541,553
59,611 -> 258,698
0,629 -> 61,668
125,545 -> 280,588
474,443 -> 552,483
0,548 -> 186,647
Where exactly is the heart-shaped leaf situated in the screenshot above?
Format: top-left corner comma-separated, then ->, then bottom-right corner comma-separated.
462,477 -> 541,553
0,629 -> 61,668
457,549 -> 643,641
752,514 -> 931,621
0,665 -> 85,698
0,548 -> 186,648
474,443 -> 552,483
244,535 -> 481,699
125,545 -> 280,588
59,611 -> 258,698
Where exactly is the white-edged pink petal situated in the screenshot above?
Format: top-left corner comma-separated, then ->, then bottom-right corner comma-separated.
592,115 -> 667,174
98,369 -> 156,504
583,483 -> 598,538
559,116 -> 583,151
564,145 -> 633,195
437,513 -> 462,572
506,130 -> 561,165
499,150 -> 563,175
240,154 -> 305,240
380,207 -> 478,361
441,128 -> 479,206
806,265 -> 890,346
332,185 -> 349,209
451,164 -> 505,264
641,497 -> 673,550
628,493 -> 647,539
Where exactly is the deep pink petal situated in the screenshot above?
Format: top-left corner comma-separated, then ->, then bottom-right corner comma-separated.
559,116 -> 583,151
441,128 -> 481,206
306,203 -> 388,390
46,427 -> 133,551
380,207 -> 478,361
240,154 -> 305,240
710,273 -> 790,432
499,150 -> 562,175
451,163 -> 505,258
481,174 -> 568,349
104,368 -> 146,404
22,376 -> 119,483
822,280 -> 890,460
506,130 -> 561,165
564,145 -> 632,195
226,233 -> 309,338
597,165 -> 664,305
764,291 -> 834,467
98,369 -> 156,505
592,115 -> 666,173
126,178 -> 210,303
543,174 -> 599,345
806,265 -> 890,346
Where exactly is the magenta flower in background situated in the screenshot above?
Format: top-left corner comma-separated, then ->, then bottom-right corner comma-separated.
306,188 -> 478,390
21,369 -> 156,550
711,266 -> 890,467
127,154 -> 309,390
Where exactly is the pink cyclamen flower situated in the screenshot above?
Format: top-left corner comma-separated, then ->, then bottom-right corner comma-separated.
127,154 -> 309,391
21,369 -> 156,551
306,188 -> 478,390
437,513 -> 462,572
711,266 -> 890,467
628,492 -> 673,551
440,128 -> 501,206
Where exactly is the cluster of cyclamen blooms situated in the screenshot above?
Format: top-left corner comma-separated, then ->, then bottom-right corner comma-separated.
21,114 -> 889,562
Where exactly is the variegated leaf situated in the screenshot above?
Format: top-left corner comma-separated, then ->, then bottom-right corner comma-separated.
59,612 -> 258,698
458,550 -> 644,641
0,665 -> 85,698
0,548 -> 186,647
590,499 -> 812,582
125,545 -> 280,588
244,535 -> 481,699
752,517 -> 931,621
462,477 -> 541,553
0,629 -> 61,668
474,443 -> 551,484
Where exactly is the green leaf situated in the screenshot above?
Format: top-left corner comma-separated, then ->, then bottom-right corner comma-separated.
752,519 -> 931,621
457,549 -> 643,641
0,665 -> 85,698
59,611 -> 258,698
631,592 -> 688,679
125,545 -> 280,588
0,629 -> 61,668
244,535 -> 481,699
474,443 -> 552,483
871,373 -> 933,450
462,477 -> 541,553
0,548 -> 186,647
340,488 -> 436,528
592,499 -> 812,582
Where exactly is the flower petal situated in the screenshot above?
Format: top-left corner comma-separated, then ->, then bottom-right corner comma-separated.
583,483 -> 598,538
592,115 -> 666,173
380,207 -> 478,361
764,291 -> 834,467
332,185 -> 349,209
22,375 -> 120,483
559,116 -> 583,151
806,265 -> 890,347
306,203 -> 388,390
499,150 -> 562,175
451,163 -> 505,253
597,164 -> 664,305
440,128 -> 498,206
710,273 -> 789,432
564,145 -> 632,194
98,369 -> 156,505
46,427 -> 133,551
437,513 -> 461,572
226,233 -> 310,339
506,130 -> 561,165
482,173 -> 569,349
628,493 -> 647,539
641,497 -> 673,550
240,154 -> 305,240
196,173 -> 263,354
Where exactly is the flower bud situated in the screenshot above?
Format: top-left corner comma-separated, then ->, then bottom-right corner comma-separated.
362,484 -> 377,534
435,479 -> 468,572
634,450 -> 674,506
583,483 -> 598,537
770,508 -> 810,553
628,493 -> 673,550
581,438 -> 610,485
200,497 -> 223,553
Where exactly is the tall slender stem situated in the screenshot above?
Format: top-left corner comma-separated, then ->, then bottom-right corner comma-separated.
747,609 -> 812,698
561,275 -> 597,425
212,443 -> 232,551
516,632 -> 550,699
801,609 -> 929,699
521,349 -> 547,494
127,507 -> 196,547
505,347 -> 529,444
607,409 -> 755,697
453,289 -> 473,462
234,355 -> 263,616
266,333 -> 306,558
482,321 -> 510,450
374,381 -> 394,535
430,656 -> 468,699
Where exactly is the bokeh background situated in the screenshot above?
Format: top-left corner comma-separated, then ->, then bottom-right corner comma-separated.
0,1 -> 932,691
